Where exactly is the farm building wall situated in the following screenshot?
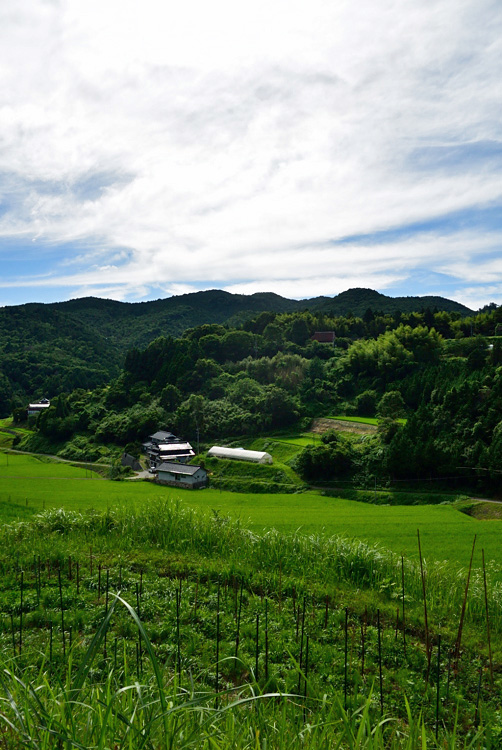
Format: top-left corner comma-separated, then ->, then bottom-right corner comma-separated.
156,476 -> 208,489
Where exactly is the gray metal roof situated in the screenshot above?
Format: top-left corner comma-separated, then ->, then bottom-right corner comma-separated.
150,431 -> 177,442
156,462 -> 204,476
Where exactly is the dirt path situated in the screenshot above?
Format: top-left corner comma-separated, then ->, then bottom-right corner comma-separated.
311,418 -> 377,435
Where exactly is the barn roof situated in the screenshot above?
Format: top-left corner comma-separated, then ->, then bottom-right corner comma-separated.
156,462 -> 204,476
311,331 -> 336,343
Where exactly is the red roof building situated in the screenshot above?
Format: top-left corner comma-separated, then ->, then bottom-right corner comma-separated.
310,331 -> 336,344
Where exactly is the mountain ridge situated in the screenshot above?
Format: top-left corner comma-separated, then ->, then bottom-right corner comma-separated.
47,286 -> 472,320
0,287 -> 474,409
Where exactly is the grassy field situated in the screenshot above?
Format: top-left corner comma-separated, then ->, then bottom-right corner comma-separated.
266,434 -> 323,447
1,454 -> 501,578
0,453 -> 167,512
1,456 -> 502,746
183,489 -> 502,576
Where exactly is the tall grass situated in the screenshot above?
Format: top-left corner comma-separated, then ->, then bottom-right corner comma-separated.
5,501 -> 502,641
0,595 -> 493,750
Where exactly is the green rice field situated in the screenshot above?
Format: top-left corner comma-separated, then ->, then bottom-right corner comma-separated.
0,453 -> 500,577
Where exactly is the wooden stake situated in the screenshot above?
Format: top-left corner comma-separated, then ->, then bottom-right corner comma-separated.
435,635 -> 441,741
297,596 -> 306,694
215,581 -> 220,703
58,568 -> 66,657
176,588 -> 181,684
482,549 -> 493,684
19,571 -> 23,654
446,648 -> 452,704
453,534 -> 477,667
344,607 -> 348,710
360,612 -> 366,679
303,635 -> 309,723
235,581 -> 243,658
10,614 -> 16,658
105,569 -> 109,613
401,555 -> 406,657
417,530 -> 431,670
377,609 -> 383,715
255,612 -> 260,682
265,598 -> 269,681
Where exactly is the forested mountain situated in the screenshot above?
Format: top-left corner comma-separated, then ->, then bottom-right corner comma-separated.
0,287 -> 474,408
13,297 -> 502,494
310,287 -> 473,317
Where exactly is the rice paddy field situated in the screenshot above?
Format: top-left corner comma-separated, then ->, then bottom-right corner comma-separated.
1,451 -> 502,747
0,453 -> 500,578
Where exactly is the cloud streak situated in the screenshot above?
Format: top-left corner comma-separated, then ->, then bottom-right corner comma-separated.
0,0 -> 500,307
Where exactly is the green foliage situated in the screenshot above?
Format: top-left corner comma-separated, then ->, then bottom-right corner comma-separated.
355,389 -> 378,416
377,390 -> 406,419
294,438 -> 353,481
342,325 -> 443,379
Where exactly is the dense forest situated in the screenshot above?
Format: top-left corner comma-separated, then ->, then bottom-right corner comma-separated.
9,293 -> 502,495
0,287 -> 472,408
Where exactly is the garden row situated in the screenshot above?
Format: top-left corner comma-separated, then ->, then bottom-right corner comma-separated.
0,502 -> 500,747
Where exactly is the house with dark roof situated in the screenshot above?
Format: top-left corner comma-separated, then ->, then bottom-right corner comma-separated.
142,431 -> 195,470
310,331 -> 336,345
156,462 -> 208,489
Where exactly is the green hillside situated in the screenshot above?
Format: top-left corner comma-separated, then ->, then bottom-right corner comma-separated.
0,287 -> 474,409
311,287 -> 473,317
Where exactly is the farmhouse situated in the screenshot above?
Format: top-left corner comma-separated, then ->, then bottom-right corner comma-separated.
156,462 -> 208,489
207,446 -> 273,464
310,331 -> 336,345
27,397 -> 51,417
143,430 -> 195,470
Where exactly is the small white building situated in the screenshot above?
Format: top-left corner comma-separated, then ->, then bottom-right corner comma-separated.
156,462 -> 208,489
207,446 -> 273,464
27,398 -> 51,417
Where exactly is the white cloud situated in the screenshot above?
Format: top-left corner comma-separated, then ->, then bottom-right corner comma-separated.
0,0 -> 500,304
451,285 -> 502,311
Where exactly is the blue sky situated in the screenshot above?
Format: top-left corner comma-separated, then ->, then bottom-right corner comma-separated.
0,0 -> 500,311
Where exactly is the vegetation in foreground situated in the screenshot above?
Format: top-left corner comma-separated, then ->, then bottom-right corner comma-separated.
0,500 -> 501,748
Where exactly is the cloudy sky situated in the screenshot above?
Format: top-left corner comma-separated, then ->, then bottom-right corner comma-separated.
0,0 -> 500,310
